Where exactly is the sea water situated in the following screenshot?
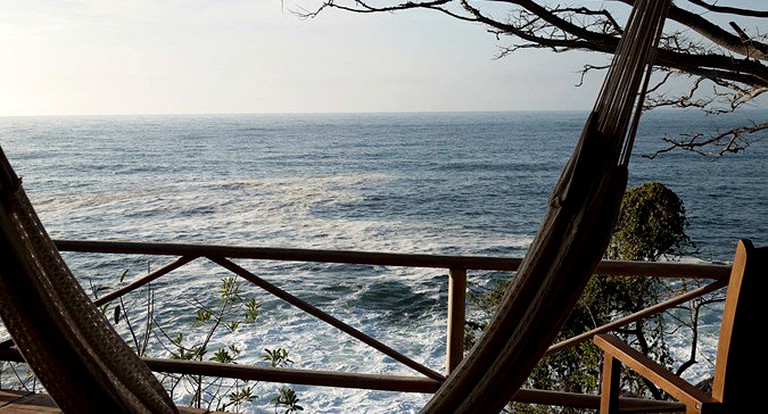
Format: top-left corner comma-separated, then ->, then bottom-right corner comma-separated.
0,110 -> 766,412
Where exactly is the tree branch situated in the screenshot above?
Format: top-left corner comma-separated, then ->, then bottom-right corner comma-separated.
647,121 -> 768,158
685,0 -> 768,18
302,0 -> 768,156
613,0 -> 768,61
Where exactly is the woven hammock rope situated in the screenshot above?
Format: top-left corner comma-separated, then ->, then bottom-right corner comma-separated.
422,1 -> 670,412
0,150 -> 179,413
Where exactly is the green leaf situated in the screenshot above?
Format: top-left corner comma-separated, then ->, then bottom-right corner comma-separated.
262,348 -> 293,367
227,321 -> 240,332
228,344 -> 241,357
244,298 -> 261,322
272,386 -> 302,413
211,348 -> 233,363
196,309 -> 212,323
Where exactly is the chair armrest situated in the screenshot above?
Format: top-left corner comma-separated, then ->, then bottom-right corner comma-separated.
594,334 -> 721,412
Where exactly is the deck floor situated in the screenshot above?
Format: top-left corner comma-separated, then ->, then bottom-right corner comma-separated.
0,389 -> 223,413
0,390 -> 58,413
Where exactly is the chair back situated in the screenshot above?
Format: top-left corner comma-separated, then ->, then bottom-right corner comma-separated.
712,239 -> 768,412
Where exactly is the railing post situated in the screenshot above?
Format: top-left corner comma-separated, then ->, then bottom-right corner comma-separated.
600,354 -> 621,414
446,268 -> 467,374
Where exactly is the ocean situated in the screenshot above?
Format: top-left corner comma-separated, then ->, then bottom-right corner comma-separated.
0,110 -> 766,412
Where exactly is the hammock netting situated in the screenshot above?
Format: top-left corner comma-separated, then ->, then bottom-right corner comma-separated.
0,0 -> 669,413
0,149 -> 179,413
422,0 -> 670,412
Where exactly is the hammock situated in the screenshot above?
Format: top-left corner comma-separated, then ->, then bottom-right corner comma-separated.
422,0 -> 670,412
0,148 -> 179,413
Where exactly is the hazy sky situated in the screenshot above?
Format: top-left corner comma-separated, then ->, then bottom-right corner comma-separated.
1,1 -> 765,116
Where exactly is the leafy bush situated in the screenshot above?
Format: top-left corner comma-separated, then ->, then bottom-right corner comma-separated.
467,182 -> 696,413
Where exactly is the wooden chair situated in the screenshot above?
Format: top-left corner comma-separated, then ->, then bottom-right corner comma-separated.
594,239 -> 768,413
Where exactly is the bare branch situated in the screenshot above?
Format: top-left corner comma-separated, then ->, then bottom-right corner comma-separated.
686,0 -> 768,18
301,0 -> 768,156
645,70 -> 675,96
575,63 -> 611,87
644,76 -> 711,111
294,0 -> 474,23
647,121 -> 768,159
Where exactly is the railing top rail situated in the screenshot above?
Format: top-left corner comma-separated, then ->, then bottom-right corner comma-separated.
54,239 -> 522,270
54,239 -> 730,280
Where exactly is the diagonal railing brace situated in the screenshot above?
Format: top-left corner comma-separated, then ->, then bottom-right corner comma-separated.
207,256 -> 445,382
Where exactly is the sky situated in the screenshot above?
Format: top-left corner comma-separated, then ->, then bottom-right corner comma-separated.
1,0 -> 765,116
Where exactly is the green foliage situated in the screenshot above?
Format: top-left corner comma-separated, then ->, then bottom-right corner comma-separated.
607,182 -> 691,261
262,348 -> 294,368
1,267 -> 299,413
162,276 -> 271,412
468,182 -> 693,413
222,385 -> 257,412
211,345 -> 241,364
244,298 -> 261,323
159,276 -> 303,413
272,386 -> 304,413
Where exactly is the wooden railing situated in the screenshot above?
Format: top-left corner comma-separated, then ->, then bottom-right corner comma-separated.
0,239 -> 731,410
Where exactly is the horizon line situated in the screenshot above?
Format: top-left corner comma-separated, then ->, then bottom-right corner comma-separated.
1,107 -> 746,118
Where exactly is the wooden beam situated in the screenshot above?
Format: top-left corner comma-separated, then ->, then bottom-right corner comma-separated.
546,280 -> 727,356
145,358 -> 441,393
599,355 -> 621,414
446,268 -> 467,374
594,334 -> 718,411
0,348 -> 683,411
54,239 -> 522,271
53,239 -> 730,280
93,256 -> 197,306
208,256 -> 445,382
